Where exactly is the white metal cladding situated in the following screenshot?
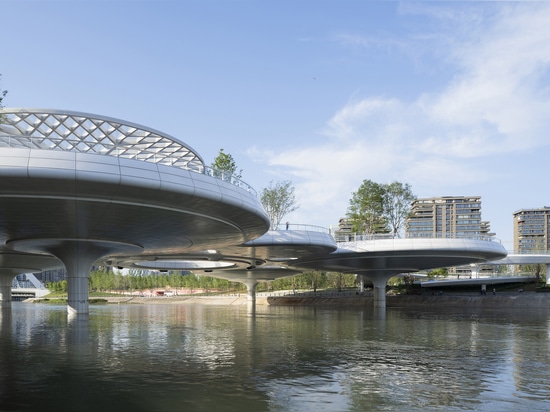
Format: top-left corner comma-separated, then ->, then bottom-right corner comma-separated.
0,108 -> 205,172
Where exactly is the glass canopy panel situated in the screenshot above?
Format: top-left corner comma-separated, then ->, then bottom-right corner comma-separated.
0,109 -> 207,174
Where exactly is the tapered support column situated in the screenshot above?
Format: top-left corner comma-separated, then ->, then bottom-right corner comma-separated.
0,253 -> 61,310
7,239 -> 142,316
372,277 -> 389,309
57,249 -> 99,316
358,274 -> 365,293
245,279 -> 259,305
67,273 -> 93,316
244,279 -> 259,315
57,242 -> 140,315
0,276 -> 13,308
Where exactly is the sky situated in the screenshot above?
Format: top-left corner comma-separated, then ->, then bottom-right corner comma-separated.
2,0 -> 550,251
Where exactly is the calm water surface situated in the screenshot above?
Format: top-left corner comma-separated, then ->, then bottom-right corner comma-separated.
1,302 -> 549,411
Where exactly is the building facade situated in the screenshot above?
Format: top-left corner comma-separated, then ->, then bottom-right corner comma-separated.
406,196 -> 495,277
406,196 -> 493,239
513,207 -> 550,253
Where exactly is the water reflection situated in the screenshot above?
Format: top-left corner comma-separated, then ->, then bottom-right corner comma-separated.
1,303 -> 550,411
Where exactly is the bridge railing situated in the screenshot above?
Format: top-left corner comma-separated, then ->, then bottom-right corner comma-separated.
333,232 -> 500,243
272,223 -> 331,234
510,250 -> 550,255
202,166 -> 256,196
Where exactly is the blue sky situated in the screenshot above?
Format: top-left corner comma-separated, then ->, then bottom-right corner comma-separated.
2,0 -> 550,251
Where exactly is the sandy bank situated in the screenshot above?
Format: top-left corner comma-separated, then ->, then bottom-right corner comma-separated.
102,295 -> 267,306
97,292 -> 550,310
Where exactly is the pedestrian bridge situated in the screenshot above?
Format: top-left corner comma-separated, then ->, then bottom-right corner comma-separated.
419,252 -> 550,289
491,253 -> 550,266
0,108 -> 510,313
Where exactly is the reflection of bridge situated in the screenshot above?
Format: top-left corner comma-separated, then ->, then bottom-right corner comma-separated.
0,108 -> 507,314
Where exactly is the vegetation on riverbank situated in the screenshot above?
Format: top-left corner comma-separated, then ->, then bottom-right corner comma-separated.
42,269 -> 545,302
45,269 -> 363,296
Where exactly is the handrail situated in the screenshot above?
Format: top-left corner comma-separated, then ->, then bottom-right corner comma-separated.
334,232 -> 501,242
202,165 -> 256,196
272,223 -> 331,234
270,226 -> 501,241
507,250 -> 550,255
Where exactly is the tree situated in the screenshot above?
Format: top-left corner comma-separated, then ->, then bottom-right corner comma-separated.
260,180 -> 299,229
210,148 -> 242,180
0,74 -> 6,108
347,179 -> 415,238
0,74 -> 7,124
383,181 -> 415,238
347,179 -> 388,235
427,268 -> 448,279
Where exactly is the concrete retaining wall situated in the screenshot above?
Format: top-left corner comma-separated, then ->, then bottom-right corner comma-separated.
267,293 -> 550,309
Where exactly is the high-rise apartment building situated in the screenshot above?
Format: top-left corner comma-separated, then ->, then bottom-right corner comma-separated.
406,196 -> 494,277
513,207 -> 550,253
406,196 -> 493,239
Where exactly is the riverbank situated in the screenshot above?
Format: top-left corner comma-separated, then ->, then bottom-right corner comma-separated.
98,295 -> 266,305
79,291 -> 550,309
28,290 -> 550,309
267,292 -> 550,309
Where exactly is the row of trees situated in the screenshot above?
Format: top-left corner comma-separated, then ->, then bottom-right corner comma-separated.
211,149 -> 416,236
211,148 -> 299,228
48,269 -> 245,294
46,269 -> 360,294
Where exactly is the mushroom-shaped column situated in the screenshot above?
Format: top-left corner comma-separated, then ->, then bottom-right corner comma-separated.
0,252 -> 62,309
8,239 -> 142,315
367,273 -> 394,309
245,278 -> 259,305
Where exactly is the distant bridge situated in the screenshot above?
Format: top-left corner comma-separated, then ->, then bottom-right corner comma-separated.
11,273 -> 49,300
491,253 -> 550,267
420,252 -> 550,289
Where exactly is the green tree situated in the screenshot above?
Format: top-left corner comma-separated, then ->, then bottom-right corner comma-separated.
0,74 -> 7,124
211,148 -> 242,180
260,180 -> 299,229
0,74 -> 7,108
347,180 -> 387,235
427,268 -> 448,279
347,180 -> 415,237
383,181 -> 415,238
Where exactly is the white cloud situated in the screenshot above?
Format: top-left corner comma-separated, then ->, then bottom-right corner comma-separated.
251,2 -> 550,230
424,3 -> 550,152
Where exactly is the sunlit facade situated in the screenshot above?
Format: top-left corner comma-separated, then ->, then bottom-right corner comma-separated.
406,196 -> 493,239
513,207 -> 550,253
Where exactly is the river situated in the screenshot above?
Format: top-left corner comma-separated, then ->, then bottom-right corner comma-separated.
0,301 -> 549,411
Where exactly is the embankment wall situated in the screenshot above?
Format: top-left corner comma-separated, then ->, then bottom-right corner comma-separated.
267,293 -> 550,309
